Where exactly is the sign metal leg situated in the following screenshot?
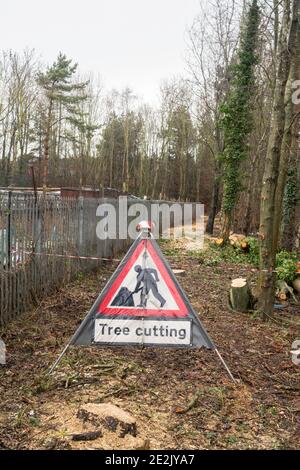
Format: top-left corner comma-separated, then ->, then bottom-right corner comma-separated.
215,348 -> 236,383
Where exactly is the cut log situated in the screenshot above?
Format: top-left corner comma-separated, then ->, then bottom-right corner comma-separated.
172,269 -> 186,277
276,280 -> 298,302
240,241 -> 250,252
229,234 -> 249,251
215,234 -> 250,251
229,278 -> 251,313
215,238 -> 225,247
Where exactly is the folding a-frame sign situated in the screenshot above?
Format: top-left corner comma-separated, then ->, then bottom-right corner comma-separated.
49,231 -> 235,381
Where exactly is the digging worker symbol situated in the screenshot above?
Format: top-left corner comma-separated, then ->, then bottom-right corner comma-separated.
134,265 -> 166,308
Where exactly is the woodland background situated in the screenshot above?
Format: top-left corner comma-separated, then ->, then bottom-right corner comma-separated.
0,0 -> 299,248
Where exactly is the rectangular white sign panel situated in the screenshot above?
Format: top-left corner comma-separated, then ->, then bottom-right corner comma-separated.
94,319 -> 191,346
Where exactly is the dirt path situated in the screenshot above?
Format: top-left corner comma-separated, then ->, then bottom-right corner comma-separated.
0,237 -> 299,450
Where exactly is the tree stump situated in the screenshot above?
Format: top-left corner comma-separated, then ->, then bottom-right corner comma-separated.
292,278 -> 300,294
229,278 -> 251,313
77,403 -> 137,438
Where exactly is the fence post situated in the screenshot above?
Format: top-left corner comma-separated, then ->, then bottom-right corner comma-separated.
7,191 -> 12,270
79,196 -> 84,253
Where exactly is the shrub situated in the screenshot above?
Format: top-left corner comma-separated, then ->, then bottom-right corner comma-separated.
276,251 -> 298,283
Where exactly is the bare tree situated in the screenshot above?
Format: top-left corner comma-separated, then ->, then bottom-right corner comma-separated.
186,0 -> 243,233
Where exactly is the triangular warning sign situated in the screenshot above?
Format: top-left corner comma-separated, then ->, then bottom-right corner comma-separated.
70,234 -> 215,350
99,238 -> 189,317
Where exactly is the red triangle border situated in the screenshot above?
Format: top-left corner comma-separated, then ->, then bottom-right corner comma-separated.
97,239 -> 189,318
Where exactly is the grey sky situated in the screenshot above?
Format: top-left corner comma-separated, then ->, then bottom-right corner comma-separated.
1,0 -> 200,104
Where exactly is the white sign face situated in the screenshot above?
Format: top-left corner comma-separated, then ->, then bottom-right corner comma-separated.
94,319 -> 191,346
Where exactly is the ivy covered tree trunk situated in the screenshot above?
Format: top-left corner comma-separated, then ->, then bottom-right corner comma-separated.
281,132 -> 299,250
219,0 -> 260,242
280,21 -> 300,251
258,0 -> 300,317
273,22 -> 300,252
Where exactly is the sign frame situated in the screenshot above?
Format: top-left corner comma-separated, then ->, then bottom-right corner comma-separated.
48,230 -> 235,382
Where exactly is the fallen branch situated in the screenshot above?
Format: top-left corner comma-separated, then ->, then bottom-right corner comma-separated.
175,389 -> 203,414
72,431 -> 102,442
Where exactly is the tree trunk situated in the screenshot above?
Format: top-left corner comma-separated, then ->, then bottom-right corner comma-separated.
281,145 -> 299,250
122,116 -> 130,193
258,0 -> 300,318
109,124 -> 115,188
151,158 -> 160,199
221,212 -> 232,243
43,98 -> 53,190
206,161 -> 221,235
273,24 -> 300,252
274,0 -> 279,53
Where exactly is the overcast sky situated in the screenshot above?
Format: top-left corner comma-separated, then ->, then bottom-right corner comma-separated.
1,0 -> 200,104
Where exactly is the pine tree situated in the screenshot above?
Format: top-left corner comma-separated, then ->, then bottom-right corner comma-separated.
219,0 -> 260,240
37,53 -> 88,189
